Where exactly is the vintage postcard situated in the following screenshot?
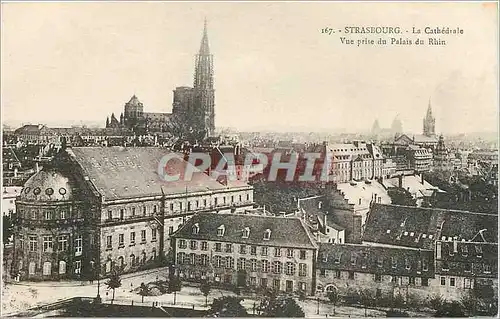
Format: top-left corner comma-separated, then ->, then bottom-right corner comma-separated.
1,1 -> 498,318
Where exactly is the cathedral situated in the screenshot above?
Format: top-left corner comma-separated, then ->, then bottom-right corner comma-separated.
106,20 -> 216,138
422,99 -> 436,137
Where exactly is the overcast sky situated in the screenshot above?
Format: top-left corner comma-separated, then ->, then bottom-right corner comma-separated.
1,2 -> 498,134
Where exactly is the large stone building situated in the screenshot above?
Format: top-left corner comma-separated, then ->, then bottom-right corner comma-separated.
105,20 -> 216,138
170,212 -> 318,295
11,147 -> 253,281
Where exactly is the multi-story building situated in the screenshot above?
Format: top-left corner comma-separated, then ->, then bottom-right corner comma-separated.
2,186 -> 22,218
359,203 -> 498,301
12,147 -> 254,281
170,212 -> 318,295
467,149 -> 499,186
406,145 -> 433,173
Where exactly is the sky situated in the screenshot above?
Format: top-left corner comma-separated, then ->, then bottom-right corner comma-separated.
1,2 -> 498,134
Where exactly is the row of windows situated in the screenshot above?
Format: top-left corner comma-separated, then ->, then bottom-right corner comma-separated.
177,253 -> 309,276
178,270 -> 308,292
22,234 -> 83,256
24,260 -> 81,276
440,261 -> 492,273
178,240 -> 308,259
106,229 -> 157,249
104,250 -> 157,272
20,209 -> 81,221
440,276 -> 473,289
105,193 -> 251,221
323,254 -> 430,271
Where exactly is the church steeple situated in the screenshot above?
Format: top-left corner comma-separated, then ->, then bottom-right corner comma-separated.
193,18 -> 215,137
423,97 -> 436,137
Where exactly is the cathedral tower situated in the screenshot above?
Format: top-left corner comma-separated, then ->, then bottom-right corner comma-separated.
193,18 -> 215,137
423,99 -> 436,137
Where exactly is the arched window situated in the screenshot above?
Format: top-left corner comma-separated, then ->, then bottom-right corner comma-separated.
237,258 -> 246,270
177,252 -> 185,265
105,259 -> 112,273
152,249 -> 157,260
59,261 -> 66,274
225,256 -> 234,269
29,262 -> 36,275
118,256 -> 124,268
130,254 -> 136,267
43,262 -> 52,276
142,252 -> 147,264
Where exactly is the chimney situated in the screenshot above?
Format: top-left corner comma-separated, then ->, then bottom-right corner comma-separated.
35,162 -> 40,173
14,167 -> 18,178
453,239 -> 458,253
421,174 -> 424,185
398,174 -> 403,188
436,241 -> 442,259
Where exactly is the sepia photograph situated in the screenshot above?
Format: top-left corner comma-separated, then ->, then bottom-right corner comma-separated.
0,1 -> 498,317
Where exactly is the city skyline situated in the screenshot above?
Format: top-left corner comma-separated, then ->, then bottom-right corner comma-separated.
1,2 -> 498,134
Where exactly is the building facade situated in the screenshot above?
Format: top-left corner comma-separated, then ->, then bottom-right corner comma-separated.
12,147 -> 254,281
171,212 -> 318,295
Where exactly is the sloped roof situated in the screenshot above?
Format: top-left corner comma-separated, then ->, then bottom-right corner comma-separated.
66,147 -> 250,201
413,134 -> 439,143
363,204 -> 498,249
382,175 -> 440,196
318,243 -> 435,278
172,212 -> 317,249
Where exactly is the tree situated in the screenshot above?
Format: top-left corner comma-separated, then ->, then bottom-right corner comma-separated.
105,270 -> 122,304
387,187 -> 417,206
200,281 -> 212,307
428,294 -> 443,310
262,296 -> 305,318
2,216 -> 14,244
434,301 -> 465,317
139,282 -> 149,303
168,277 -> 182,305
327,290 -> 340,315
208,296 -> 248,317
359,289 -> 375,317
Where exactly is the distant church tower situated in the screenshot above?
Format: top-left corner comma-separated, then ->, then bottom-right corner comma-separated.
193,19 -> 216,137
423,99 -> 436,137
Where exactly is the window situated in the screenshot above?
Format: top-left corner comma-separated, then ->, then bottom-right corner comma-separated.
391,257 -> 397,269
273,279 -> 280,291
250,259 -> 257,272
153,205 -> 158,213
405,258 -> 411,270
118,256 -> 124,268
42,236 -> 53,252
464,278 -> 472,289
351,255 -> 357,266
242,227 -> 250,239
75,235 -> 82,256
192,224 -> 199,235
240,245 -> 247,254
285,262 -> 296,275
422,259 -> 429,271
178,239 -> 187,249
462,245 -> 468,257
118,234 -> 124,247
190,240 -> 197,250
421,278 -> 429,286
45,211 -> 53,220
215,243 -> 222,252
484,264 -> 491,273
261,260 -> 269,273
298,263 -> 307,276
335,270 -> 341,279
450,277 -> 456,287
225,243 -> 233,253
58,235 -> 68,251
131,207 -> 136,217
250,246 -> 257,255
151,229 -> 157,241
409,277 -> 415,285
168,226 -> 174,235
261,247 -> 268,256
348,271 -> 355,280
274,247 -> 281,257
217,225 -> 225,237
130,254 -> 136,266
287,249 -> 294,258
250,277 -> 257,286
120,209 -> 124,220
263,229 -> 271,240
334,254 -> 341,264
170,203 -> 174,211
475,245 -> 483,257
201,254 -> 209,266
237,258 -> 246,270
130,232 -> 136,245
60,210 -> 66,219
273,261 -> 283,274
106,236 -> 112,249
143,206 -> 147,216
107,210 -> 112,220
377,257 -> 383,268
225,256 -> 234,269
260,278 -> 268,288
464,263 -> 472,272
141,230 -> 146,243
29,235 -> 38,252
201,242 -> 208,251
75,261 -> 81,274
440,276 -> 446,286
43,261 -> 52,275
214,256 -> 222,268
442,261 -> 449,271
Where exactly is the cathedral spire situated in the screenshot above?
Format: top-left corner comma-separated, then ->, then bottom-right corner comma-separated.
426,98 -> 433,118
199,17 -> 210,56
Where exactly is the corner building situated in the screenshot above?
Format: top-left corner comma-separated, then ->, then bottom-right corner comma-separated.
12,147 -> 253,280
171,213 -> 318,296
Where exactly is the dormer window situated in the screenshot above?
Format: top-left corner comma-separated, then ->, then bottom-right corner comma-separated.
263,229 -> 271,241
242,227 -> 250,239
217,225 -> 225,237
475,245 -> 483,257
192,223 -> 199,235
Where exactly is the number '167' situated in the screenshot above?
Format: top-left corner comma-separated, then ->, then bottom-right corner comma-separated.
321,27 -> 334,35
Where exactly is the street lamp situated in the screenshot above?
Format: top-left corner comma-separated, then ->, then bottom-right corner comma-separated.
316,297 -> 320,315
